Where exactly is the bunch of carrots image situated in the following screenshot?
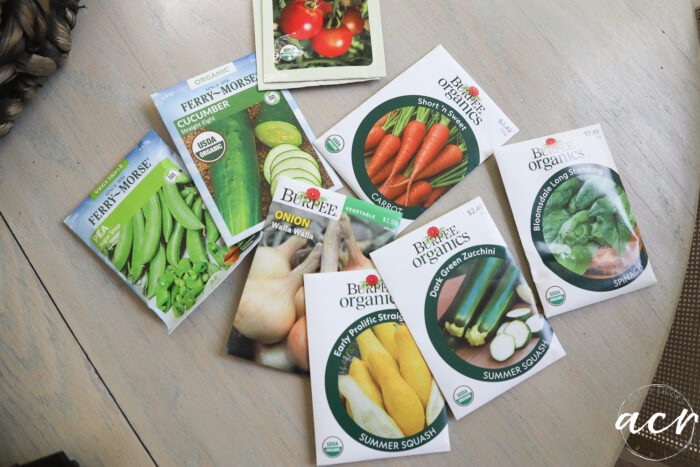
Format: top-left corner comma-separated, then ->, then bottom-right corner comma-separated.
364,106 -> 468,208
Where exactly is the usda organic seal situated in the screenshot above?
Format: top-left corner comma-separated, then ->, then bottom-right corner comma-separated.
322,436 -> 343,458
453,385 -> 474,407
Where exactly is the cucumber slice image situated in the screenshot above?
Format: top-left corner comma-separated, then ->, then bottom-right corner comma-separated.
525,314 -> 545,336
503,320 -> 531,349
271,157 -> 320,183
254,100 -> 303,147
263,144 -> 298,182
505,307 -> 533,321
489,334 -> 516,362
270,168 -> 321,195
270,149 -> 318,177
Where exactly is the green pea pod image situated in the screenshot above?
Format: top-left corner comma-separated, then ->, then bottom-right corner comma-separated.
186,198 -> 208,264
166,192 -> 195,266
204,209 -> 219,244
147,243 -> 166,300
139,192 -> 162,265
158,189 -> 173,243
162,181 -> 204,230
111,218 -> 133,271
130,208 -> 146,282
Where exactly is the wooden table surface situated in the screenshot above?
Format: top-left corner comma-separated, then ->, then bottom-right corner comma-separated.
1,1 -> 698,465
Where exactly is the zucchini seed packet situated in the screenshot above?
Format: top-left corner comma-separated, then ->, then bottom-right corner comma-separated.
64,132 -> 259,333
494,124 -> 656,316
152,54 -> 341,246
226,176 -> 402,372
305,269 -> 449,465
370,197 -> 565,419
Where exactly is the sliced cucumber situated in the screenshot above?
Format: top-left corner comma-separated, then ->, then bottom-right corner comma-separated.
489,334 -> 516,362
271,157 -> 320,183
525,314 -> 545,336
263,144 -> 298,182
505,307 -> 533,322
496,322 -> 509,335
504,320 -> 531,349
269,149 -> 318,177
270,168 -> 321,195
294,176 -> 322,187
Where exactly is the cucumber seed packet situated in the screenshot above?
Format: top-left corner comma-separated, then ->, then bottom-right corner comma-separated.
152,54 -> 341,246
370,197 -> 565,419
305,269 -> 449,465
64,132 -> 259,333
494,124 -> 656,316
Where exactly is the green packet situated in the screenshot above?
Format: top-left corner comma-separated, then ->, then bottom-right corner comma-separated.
304,269 -> 449,464
64,132 -> 259,333
151,53 -> 341,247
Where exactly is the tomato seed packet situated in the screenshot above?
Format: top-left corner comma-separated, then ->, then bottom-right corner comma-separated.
226,176 -> 402,373
257,0 -> 386,90
305,269 -> 449,464
370,197 -> 565,419
64,132 -> 259,333
152,54 -> 341,246
494,124 -> 656,316
314,45 -> 518,232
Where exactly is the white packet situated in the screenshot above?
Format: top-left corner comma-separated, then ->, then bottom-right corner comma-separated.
370,197 -> 565,419
494,124 -> 656,316
305,269 -> 449,465
314,45 -> 518,231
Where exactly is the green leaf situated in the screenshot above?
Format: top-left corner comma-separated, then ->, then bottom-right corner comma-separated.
558,210 -> 593,245
543,209 -> 570,244
548,177 -> 582,210
554,241 -> 599,275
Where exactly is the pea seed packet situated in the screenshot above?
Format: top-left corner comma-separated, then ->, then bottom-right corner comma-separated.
494,124 -> 656,316
304,269 -> 449,465
370,197 -> 565,420
226,176 -> 402,373
64,132 -> 259,333
256,0 -> 386,90
151,53 -> 341,247
313,45 -> 519,232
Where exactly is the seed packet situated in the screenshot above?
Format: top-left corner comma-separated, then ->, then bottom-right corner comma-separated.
370,197 -> 565,419
226,176 -> 402,372
152,54 -> 341,246
494,124 -> 656,316
304,269 -> 450,465
257,0 -> 386,90
64,132 -> 259,333
314,45 -> 518,231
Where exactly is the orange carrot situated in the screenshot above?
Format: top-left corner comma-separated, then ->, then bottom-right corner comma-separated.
373,113 -> 389,128
365,111 -> 399,150
366,134 -> 400,177
423,186 -> 448,207
379,174 -> 407,201
414,144 -> 464,180
366,107 -> 414,177
380,107 -> 430,190
395,181 -> 431,207
370,157 -> 394,185
406,115 -> 451,196
365,126 -> 385,151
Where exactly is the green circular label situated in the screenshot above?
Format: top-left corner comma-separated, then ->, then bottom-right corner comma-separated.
325,311 -> 448,452
530,163 -> 648,292
322,436 -> 343,458
192,130 -> 226,163
423,245 -> 554,382
351,95 -> 480,220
